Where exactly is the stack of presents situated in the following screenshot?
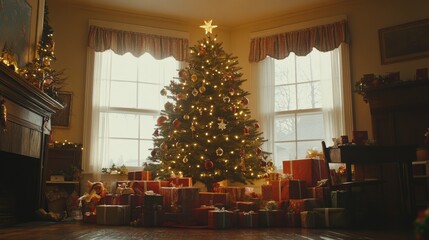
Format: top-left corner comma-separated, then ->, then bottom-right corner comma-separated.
79,159 -> 370,229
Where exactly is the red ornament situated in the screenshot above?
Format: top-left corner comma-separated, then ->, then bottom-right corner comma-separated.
157,116 -> 167,126
254,123 -> 260,129
256,147 -> 262,155
230,105 -> 236,113
199,49 -> 206,55
259,160 -> 267,167
179,69 -> 189,79
153,129 -> 159,137
241,97 -> 249,105
243,127 -> 249,135
173,119 -> 181,128
177,93 -> 186,100
204,160 -> 214,169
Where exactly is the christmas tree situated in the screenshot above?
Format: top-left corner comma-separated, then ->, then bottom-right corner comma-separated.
148,20 -> 271,191
19,4 -> 65,100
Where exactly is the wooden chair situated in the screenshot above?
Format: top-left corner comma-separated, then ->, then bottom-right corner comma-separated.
321,141 -> 385,191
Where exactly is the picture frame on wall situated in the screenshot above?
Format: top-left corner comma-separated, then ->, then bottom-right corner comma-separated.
52,91 -> 72,128
379,18 -> 429,64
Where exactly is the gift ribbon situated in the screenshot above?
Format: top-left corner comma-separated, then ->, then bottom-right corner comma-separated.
298,180 -> 302,198
243,211 -> 254,227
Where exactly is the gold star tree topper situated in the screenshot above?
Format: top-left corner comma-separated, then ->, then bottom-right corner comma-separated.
200,20 -> 218,34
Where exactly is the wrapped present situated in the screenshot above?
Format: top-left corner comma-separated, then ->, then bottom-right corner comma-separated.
160,187 -> 200,213
238,211 -> 259,228
142,208 -> 164,227
236,201 -> 259,212
287,198 -> 320,214
300,211 -> 316,228
313,208 -> 350,228
96,205 -> 131,225
271,179 -> 306,201
258,210 -> 286,227
131,206 -> 142,222
143,192 -> 163,209
191,206 -> 216,226
168,177 -> 192,187
128,171 -> 152,181
330,190 -> 354,209
199,192 -> 230,207
118,180 -> 170,195
261,184 -> 273,200
116,182 -> 135,195
307,187 -> 330,207
286,212 -> 301,227
218,186 -> 245,204
268,172 -> 281,181
208,208 -> 233,229
104,194 -> 121,205
283,159 -> 328,187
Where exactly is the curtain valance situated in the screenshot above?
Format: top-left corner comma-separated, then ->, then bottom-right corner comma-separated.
249,20 -> 349,62
88,25 -> 189,61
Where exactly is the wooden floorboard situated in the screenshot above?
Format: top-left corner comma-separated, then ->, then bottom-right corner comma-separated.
0,220 -> 415,240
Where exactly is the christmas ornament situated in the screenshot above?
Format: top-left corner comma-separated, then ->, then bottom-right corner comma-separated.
241,97 -> 249,105
191,74 -> 198,82
177,93 -> 187,100
267,161 -> 274,168
183,114 -> 190,120
157,116 -> 167,126
151,149 -> 157,157
199,49 -> 206,56
200,20 -> 218,34
182,155 -> 189,163
192,88 -> 199,96
229,88 -> 235,96
216,147 -> 224,156
256,147 -> 262,155
218,119 -> 227,130
199,86 -> 206,93
160,142 -> 168,151
243,127 -> 249,135
173,119 -> 181,128
179,69 -> 189,79
259,160 -> 267,167
254,123 -> 260,129
160,88 -> 167,96
164,102 -> 174,111
230,105 -> 236,113
223,96 -> 230,103
204,159 -> 214,169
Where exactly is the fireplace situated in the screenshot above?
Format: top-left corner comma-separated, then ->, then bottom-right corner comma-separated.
0,63 -> 62,225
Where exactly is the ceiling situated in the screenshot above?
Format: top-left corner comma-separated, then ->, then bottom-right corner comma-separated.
64,0 -> 345,28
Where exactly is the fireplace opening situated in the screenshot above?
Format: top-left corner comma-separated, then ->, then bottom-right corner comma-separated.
0,151 -> 42,226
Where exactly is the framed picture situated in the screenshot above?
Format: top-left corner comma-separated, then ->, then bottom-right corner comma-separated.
52,92 -> 72,128
0,0 -> 44,68
379,18 -> 429,64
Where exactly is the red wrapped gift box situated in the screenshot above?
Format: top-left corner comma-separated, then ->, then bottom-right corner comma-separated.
160,187 -> 200,213
168,177 -> 192,187
236,201 -> 259,212
271,179 -> 307,201
199,192 -> 230,206
307,187 -> 330,207
128,171 -> 152,181
258,210 -> 286,227
117,180 -> 169,195
218,186 -> 245,204
287,198 -> 320,214
96,205 -> 131,225
286,212 -> 301,227
282,159 -> 327,187
261,184 -> 273,200
238,211 -> 259,228
208,209 -> 233,229
191,206 -> 216,226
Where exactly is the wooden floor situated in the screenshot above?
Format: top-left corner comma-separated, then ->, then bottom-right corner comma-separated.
0,220 -> 415,240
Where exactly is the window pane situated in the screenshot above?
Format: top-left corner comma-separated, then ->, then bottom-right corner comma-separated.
275,85 -> 296,111
138,83 -> 166,110
140,140 -> 153,163
274,142 -> 296,169
297,112 -> 324,140
111,53 -> 138,81
297,81 -> 321,109
275,56 -> 295,85
274,115 -> 295,141
108,139 -> 139,166
110,81 -> 137,108
108,113 -> 139,138
140,115 -> 158,139
296,55 -> 312,83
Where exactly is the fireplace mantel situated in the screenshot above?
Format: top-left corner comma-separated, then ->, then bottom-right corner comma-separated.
0,63 -> 63,224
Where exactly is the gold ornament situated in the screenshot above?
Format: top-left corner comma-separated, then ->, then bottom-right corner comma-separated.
200,20 -> 218,34
192,88 -> 199,96
216,147 -> 224,156
191,74 -> 198,82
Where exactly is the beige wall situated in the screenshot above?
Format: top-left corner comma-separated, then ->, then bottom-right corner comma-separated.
48,0 -> 429,146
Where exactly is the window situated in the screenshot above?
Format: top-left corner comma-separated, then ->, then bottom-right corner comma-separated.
256,46 -> 352,170
274,49 -> 331,165
92,50 -> 180,169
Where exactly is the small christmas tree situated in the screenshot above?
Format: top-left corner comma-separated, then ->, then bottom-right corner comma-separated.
19,4 -> 65,100
148,20 -> 271,191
